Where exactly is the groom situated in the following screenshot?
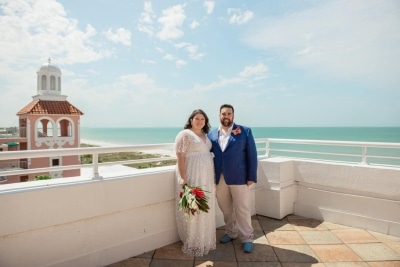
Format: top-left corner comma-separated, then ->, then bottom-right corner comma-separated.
208,104 -> 258,253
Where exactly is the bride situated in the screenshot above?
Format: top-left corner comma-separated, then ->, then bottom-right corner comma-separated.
174,109 -> 216,257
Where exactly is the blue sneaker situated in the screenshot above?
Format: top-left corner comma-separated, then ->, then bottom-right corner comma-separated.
220,234 -> 234,243
243,242 -> 253,253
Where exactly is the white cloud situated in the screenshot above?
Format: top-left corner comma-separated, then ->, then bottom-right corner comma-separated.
157,5 -> 186,40
175,59 -> 187,67
104,28 -> 131,46
163,53 -> 187,67
141,59 -> 156,64
193,63 -> 269,92
0,0 -> 112,68
137,1 -> 155,36
117,73 -> 155,87
204,1 -> 215,14
243,0 -> 400,89
227,8 -> 254,25
163,54 -> 175,61
239,63 -> 268,80
175,42 -> 205,60
190,19 -> 199,29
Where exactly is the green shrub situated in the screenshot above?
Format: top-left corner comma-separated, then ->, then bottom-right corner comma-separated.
35,175 -> 51,180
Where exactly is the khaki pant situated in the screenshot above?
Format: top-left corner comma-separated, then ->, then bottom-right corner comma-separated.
216,174 -> 254,242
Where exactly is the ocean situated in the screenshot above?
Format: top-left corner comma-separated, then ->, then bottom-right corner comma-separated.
80,127 -> 400,146
80,127 -> 400,166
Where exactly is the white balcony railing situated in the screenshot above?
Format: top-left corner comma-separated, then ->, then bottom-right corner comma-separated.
0,139 -> 399,180
258,138 -> 400,167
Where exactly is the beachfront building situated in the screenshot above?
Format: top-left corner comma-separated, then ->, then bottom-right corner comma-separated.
0,59 -> 84,184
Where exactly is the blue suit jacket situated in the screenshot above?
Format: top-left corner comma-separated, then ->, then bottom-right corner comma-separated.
208,124 -> 258,185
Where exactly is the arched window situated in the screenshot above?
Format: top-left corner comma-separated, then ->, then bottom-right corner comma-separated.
41,75 -> 47,90
37,119 -> 53,137
50,76 -> 56,90
58,77 -> 61,91
58,119 -> 72,137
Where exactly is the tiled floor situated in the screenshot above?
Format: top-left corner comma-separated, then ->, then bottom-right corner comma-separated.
107,215 -> 400,267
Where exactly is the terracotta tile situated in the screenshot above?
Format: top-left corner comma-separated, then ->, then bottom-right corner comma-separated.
323,263 -> 369,266
195,260 -> 238,267
234,243 -> 278,262
288,219 -> 328,231
257,215 -> 289,222
347,243 -> 400,261
108,216 -> 400,266
197,243 -> 236,262
385,241 -> 400,254
321,221 -> 352,230
299,230 -> 343,244
253,230 -> 269,245
252,218 -> 262,231
368,261 -> 400,267
266,231 -> 306,245
259,219 -> 295,232
282,264 -> 325,267
105,257 -> 151,267
17,100 -> 83,115
239,262 -> 281,267
150,259 -> 193,267
286,215 -> 307,220
153,241 -> 193,260
272,245 -> 319,263
368,231 -> 400,243
134,250 -> 155,259
331,229 -> 379,244
310,244 -> 362,262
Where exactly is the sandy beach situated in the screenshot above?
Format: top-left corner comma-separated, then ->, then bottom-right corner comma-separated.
80,138 -> 176,157
79,139 -> 176,179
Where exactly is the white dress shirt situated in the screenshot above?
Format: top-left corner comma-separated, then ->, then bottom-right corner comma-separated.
218,124 -> 234,152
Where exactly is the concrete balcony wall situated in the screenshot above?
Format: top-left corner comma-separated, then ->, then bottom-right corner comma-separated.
293,160 -> 400,237
255,158 -> 400,237
254,158 -> 297,219
0,168 -> 175,267
0,166 -> 226,267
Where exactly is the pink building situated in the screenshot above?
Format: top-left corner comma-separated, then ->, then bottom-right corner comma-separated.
0,59 -> 84,183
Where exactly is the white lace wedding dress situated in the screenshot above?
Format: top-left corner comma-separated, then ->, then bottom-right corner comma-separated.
175,129 -> 216,257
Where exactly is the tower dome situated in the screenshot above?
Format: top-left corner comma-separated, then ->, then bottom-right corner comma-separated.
38,59 -> 62,74
36,58 -> 63,99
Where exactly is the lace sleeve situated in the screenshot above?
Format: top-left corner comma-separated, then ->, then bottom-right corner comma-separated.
175,130 -> 191,153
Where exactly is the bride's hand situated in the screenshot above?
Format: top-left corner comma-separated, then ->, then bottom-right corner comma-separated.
179,178 -> 187,187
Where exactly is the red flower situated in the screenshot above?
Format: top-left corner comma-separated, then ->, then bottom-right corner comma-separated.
232,125 -> 241,135
178,184 -> 210,220
191,188 -> 205,198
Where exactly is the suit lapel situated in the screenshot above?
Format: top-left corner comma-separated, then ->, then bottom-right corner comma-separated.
211,130 -> 223,153
224,123 -> 236,151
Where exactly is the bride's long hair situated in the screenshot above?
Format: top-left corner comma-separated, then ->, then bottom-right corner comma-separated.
183,109 -> 211,133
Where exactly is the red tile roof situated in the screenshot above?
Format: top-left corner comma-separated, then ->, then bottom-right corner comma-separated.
17,100 -> 84,115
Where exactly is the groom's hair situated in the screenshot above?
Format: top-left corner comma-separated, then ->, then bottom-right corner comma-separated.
220,104 -> 234,113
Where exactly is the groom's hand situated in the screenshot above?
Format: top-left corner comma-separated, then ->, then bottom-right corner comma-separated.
247,181 -> 254,186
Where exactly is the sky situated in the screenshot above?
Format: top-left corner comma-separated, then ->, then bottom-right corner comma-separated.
0,0 -> 399,128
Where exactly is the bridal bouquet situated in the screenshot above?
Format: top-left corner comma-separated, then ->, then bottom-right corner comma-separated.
179,184 -> 210,218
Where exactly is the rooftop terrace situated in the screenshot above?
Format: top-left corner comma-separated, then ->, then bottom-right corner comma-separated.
108,214 -> 400,266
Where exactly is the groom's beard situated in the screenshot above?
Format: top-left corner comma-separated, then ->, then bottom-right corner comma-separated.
221,118 -> 233,127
